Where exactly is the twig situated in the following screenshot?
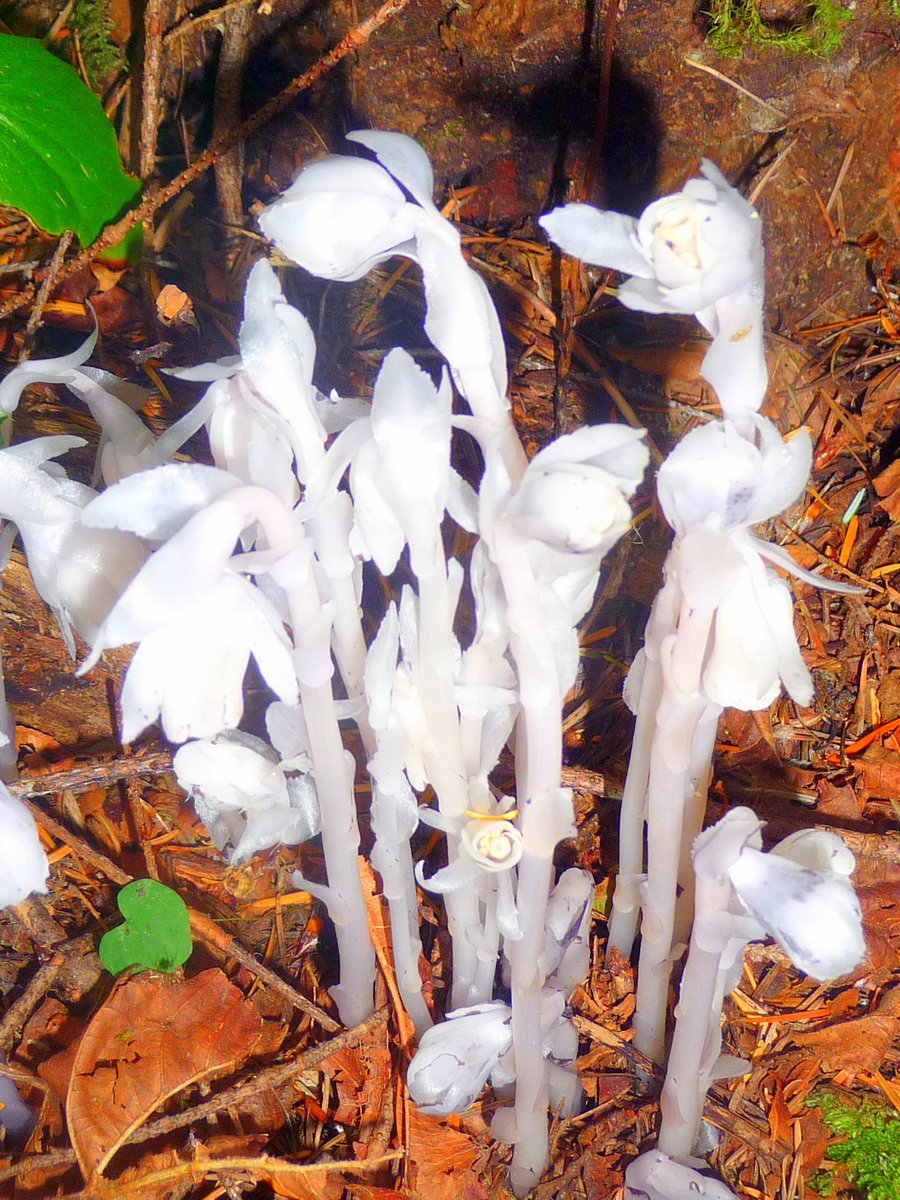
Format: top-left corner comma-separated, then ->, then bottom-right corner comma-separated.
0,1009 -> 388,1186
683,54 -> 787,123
7,747 -> 173,800
0,0 -> 415,324
0,931 -> 95,1053
20,232 -> 74,361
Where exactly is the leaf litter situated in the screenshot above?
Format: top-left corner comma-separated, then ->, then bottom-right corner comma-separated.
0,1 -> 898,1198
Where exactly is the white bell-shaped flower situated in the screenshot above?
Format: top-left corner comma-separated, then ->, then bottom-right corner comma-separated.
540,161 -> 766,424
0,782 -> 49,908
727,837 -> 865,981
0,436 -> 146,653
625,1150 -> 739,1200
407,1001 -> 513,1115
259,130 -> 507,392
173,730 -> 320,864
655,416 -> 858,712
80,466 -> 300,742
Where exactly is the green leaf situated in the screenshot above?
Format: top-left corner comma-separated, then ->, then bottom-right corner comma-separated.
100,879 -> 193,976
0,34 -> 140,246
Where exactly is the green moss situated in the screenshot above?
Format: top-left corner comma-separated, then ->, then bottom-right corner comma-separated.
806,1092 -> 900,1200
707,0 -> 852,57
70,0 -> 126,89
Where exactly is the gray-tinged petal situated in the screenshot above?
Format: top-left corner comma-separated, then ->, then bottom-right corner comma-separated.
539,205 -> 652,276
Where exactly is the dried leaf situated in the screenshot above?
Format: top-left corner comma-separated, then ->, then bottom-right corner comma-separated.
406,1109 -> 490,1200
791,989 -> 900,1075
67,968 -> 262,1177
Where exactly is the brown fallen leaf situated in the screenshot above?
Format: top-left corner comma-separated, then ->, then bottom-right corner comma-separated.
790,987 -> 900,1076
406,1108 -> 490,1200
67,968 -> 262,1178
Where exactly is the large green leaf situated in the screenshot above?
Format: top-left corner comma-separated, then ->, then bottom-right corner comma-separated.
0,35 -> 140,246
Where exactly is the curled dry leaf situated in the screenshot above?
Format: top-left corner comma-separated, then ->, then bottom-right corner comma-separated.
67,967 -> 262,1177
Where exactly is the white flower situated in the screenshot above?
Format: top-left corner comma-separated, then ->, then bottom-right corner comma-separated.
0,327 -> 207,485
655,416 -> 858,711
0,1051 -> 36,1143
540,162 -> 766,424
0,436 -> 146,653
625,1150 -> 739,1200
259,130 -> 507,392
302,348 -> 474,577
727,836 -> 865,981
407,1001 -> 513,1114
173,730 -> 320,864
80,466 -> 300,742
504,424 -> 647,562
0,782 -> 49,908
690,807 -> 865,981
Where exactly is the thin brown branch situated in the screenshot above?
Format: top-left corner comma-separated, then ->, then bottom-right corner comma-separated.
0,0 -> 414,324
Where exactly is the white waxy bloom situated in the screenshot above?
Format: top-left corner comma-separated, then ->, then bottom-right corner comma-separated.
0,782 -> 49,908
0,436 -> 146,653
727,838 -> 865,981
407,1001 -> 513,1115
259,130 -> 508,392
625,1150 -> 739,1200
80,466 -> 300,742
302,347 -> 475,577
173,730 -> 320,864
656,416 -> 858,711
504,424 -> 648,563
540,161 -> 766,424
461,818 -> 524,871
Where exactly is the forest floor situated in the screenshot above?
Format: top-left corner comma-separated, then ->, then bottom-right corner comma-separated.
0,1 -> 898,1198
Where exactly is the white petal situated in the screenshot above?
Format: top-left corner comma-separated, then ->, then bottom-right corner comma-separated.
0,327 -> 97,415
771,828 -> 855,876
700,284 -> 768,422
539,205 -> 651,276
82,463 -> 242,540
728,847 -> 865,980
0,784 -> 49,906
347,129 -> 436,210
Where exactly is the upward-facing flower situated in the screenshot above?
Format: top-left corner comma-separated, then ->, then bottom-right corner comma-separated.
540,162 -> 766,425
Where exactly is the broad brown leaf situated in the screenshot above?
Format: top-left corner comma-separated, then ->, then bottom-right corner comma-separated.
406,1109 -> 489,1200
67,968 -> 262,1177
791,988 -> 900,1075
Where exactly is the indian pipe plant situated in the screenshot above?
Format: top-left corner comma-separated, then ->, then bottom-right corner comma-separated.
0,133 -> 866,1195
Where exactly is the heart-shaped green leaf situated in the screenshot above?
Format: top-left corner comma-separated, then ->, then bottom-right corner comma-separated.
100,879 -> 193,975
0,34 -> 140,246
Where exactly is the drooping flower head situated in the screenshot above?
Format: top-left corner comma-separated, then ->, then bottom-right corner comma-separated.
259,131 -> 508,398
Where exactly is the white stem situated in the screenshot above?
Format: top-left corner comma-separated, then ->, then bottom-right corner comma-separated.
495,532 -> 568,1197
673,708 -> 720,951
371,783 -> 432,1035
285,576 -> 376,1027
633,603 -> 714,1066
658,872 -> 739,1160
416,549 -> 483,1008
607,654 -> 662,960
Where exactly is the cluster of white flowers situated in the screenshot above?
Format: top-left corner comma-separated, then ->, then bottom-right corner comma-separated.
0,135 -> 865,1198
542,159 -> 864,1195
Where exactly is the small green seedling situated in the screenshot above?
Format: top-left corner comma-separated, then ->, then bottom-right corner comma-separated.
100,879 -> 193,975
